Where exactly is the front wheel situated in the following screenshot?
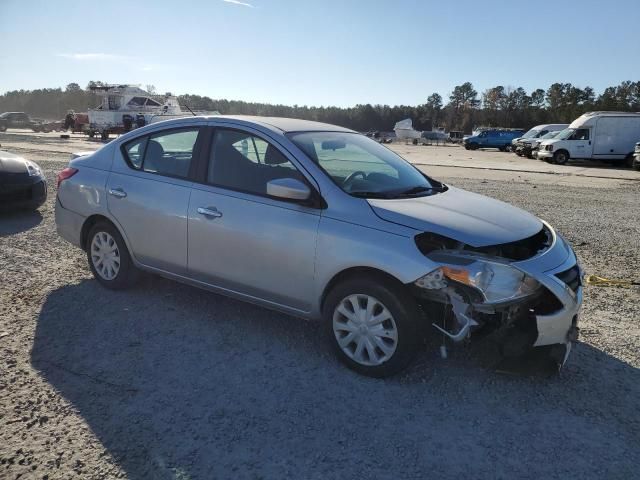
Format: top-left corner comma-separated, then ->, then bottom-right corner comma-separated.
87,222 -> 139,289
324,276 -> 421,377
553,150 -> 569,165
624,153 -> 634,168
0,124 -> 6,132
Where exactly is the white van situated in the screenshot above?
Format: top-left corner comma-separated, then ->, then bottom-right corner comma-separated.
512,124 -> 568,157
537,112 -> 640,166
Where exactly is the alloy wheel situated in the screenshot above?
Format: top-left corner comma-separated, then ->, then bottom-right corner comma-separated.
332,294 -> 398,366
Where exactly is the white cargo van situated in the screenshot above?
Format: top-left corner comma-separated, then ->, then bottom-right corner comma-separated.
537,112 -> 640,166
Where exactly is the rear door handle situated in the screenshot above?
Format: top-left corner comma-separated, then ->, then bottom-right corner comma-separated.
197,207 -> 223,218
108,188 -> 127,198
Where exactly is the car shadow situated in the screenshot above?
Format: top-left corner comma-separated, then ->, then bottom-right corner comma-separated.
31,278 -> 640,479
0,209 -> 43,236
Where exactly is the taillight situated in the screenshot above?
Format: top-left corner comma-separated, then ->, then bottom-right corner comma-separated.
56,167 -> 78,188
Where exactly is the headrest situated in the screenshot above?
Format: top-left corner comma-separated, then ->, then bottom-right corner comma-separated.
264,144 -> 288,165
147,139 -> 164,158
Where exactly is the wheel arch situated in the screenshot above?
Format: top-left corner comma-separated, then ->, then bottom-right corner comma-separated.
80,214 -> 132,253
319,266 -> 407,316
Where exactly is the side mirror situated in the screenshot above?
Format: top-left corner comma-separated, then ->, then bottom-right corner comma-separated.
267,178 -> 311,201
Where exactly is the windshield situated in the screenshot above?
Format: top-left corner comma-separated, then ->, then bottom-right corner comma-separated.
287,132 -> 443,198
541,130 -> 561,140
555,128 -> 575,140
522,129 -> 541,139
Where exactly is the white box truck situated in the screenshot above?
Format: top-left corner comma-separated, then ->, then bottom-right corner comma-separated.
537,112 -> 640,166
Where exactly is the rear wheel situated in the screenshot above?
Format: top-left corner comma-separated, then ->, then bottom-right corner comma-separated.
553,150 -> 569,165
87,222 -> 139,289
324,275 -> 421,377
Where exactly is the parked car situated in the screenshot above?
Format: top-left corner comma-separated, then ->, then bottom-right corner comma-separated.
0,112 -> 44,132
463,129 -> 525,151
537,112 -> 640,166
633,141 -> 640,171
0,150 -> 47,211
512,124 -> 569,158
55,116 -> 582,377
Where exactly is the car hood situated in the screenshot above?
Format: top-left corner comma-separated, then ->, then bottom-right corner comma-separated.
0,150 -> 28,174
367,186 -> 543,247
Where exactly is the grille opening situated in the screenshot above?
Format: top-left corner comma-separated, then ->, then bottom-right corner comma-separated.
531,288 -> 564,315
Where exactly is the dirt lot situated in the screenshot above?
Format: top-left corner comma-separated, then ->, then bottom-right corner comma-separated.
1,131 -> 639,479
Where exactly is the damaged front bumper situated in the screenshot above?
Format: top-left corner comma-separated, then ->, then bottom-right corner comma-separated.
412,222 -> 582,361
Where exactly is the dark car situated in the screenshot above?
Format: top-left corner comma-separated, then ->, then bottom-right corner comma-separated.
0,112 -> 43,132
0,150 -> 47,211
463,129 -> 525,151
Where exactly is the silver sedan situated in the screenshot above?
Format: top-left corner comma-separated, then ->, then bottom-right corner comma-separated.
55,116 -> 582,377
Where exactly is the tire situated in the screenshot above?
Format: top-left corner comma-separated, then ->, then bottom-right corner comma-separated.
86,221 -> 139,290
624,153 -> 634,168
323,275 -> 421,377
553,150 -> 569,165
88,130 -> 95,138
100,131 -> 109,141
0,124 -> 6,132
498,146 -> 506,152
633,158 -> 640,171
469,143 -> 479,150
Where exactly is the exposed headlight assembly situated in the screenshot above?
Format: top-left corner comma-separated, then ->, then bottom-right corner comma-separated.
415,252 -> 541,304
25,160 -> 42,177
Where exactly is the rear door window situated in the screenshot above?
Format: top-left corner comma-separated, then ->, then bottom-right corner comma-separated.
122,128 -> 200,178
143,129 -> 199,178
123,137 -> 147,169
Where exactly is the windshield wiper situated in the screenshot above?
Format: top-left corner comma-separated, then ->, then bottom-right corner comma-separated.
397,185 -> 447,196
350,191 -> 393,199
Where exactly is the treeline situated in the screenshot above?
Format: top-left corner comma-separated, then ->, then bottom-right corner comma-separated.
1,80 -> 639,133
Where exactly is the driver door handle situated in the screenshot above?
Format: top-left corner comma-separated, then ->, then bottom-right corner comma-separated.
197,207 -> 223,218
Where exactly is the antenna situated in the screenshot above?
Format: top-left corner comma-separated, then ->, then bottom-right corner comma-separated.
182,101 -> 197,117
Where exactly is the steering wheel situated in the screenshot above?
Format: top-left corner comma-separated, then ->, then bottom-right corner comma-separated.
343,171 -> 367,190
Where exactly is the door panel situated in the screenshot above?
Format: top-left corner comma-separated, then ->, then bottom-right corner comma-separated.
188,185 -> 320,311
106,126 -> 204,275
569,140 -> 592,158
107,172 -> 192,274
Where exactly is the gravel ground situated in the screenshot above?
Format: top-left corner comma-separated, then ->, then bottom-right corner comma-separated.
1,141 -> 639,479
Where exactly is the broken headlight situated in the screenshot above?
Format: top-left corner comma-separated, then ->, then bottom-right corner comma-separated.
415,253 -> 541,304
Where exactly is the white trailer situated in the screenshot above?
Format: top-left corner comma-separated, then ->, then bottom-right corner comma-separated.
537,112 -> 640,166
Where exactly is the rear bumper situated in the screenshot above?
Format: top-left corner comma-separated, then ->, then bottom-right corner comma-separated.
55,197 -> 85,248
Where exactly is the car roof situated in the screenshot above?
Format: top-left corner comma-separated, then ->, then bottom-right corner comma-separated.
164,115 -> 356,134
